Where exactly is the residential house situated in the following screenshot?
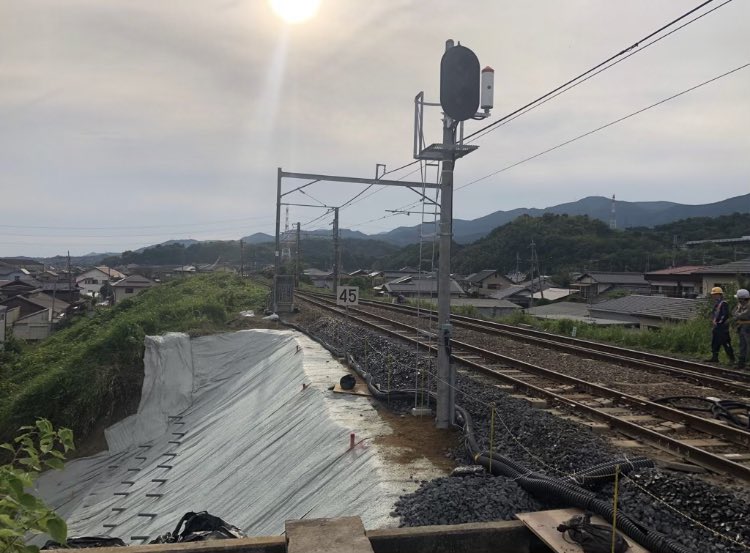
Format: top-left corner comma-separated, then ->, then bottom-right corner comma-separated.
588,295 -> 702,328
0,279 -> 38,300
382,275 -> 464,298
464,269 -> 514,296
487,280 -> 559,308
12,308 -> 52,341
0,262 -> 31,282
382,267 -> 421,280
304,268 -> 334,290
645,266 -> 706,298
0,294 -> 69,322
505,271 -> 527,284
76,266 -> 127,297
112,274 -> 156,303
450,297 -> 521,318
525,302 -> 628,326
36,281 -> 80,304
570,272 -> 650,302
694,258 -> 750,296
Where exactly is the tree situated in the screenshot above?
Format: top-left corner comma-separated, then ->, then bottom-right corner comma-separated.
0,419 -> 74,553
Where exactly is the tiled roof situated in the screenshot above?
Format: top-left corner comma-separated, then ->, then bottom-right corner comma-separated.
384,277 -> 464,295
112,274 -> 154,288
694,258 -> 750,275
450,298 -> 520,309
578,272 -> 649,285
646,265 -> 706,276
589,295 -> 701,321
466,269 -> 497,284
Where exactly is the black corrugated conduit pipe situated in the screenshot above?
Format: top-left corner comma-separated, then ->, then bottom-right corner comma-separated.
287,323 -> 694,553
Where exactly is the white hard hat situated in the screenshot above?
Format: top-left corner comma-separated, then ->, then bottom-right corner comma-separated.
737,289 -> 750,300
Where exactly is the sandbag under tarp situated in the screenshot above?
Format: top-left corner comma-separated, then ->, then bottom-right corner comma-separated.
35,330 -> 403,543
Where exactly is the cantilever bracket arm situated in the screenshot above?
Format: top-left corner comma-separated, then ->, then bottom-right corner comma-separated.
280,171 -> 438,192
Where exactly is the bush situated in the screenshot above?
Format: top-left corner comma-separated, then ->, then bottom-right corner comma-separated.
0,274 -> 266,445
0,419 -> 74,553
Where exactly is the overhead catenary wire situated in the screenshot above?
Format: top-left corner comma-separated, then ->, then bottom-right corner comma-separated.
462,0 -> 720,142
344,58 -> 745,232
344,0 -> 733,225
456,62 -> 749,193
466,0 -> 735,144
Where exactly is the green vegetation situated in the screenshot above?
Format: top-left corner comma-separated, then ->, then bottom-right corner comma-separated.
501,310 -> 715,358
100,213 -> 750,276
0,274 -> 267,446
1,419 -> 74,553
451,213 -> 749,276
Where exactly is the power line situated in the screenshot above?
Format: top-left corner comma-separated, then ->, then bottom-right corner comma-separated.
342,1 -> 728,218
347,61 -> 747,231
466,0 -> 735,144
463,0 -> 719,142
456,62 -> 749,192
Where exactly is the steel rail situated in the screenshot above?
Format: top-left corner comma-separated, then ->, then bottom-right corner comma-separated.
302,291 -> 750,387
298,293 -> 750,481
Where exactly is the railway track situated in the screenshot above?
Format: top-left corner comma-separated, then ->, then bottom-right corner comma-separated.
302,290 -> 750,394
296,291 -> 750,482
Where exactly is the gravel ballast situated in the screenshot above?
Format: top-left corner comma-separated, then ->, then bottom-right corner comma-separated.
295,308 -> 750,553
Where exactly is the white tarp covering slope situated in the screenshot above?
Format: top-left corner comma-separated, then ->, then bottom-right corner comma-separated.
37,330 -> 424,543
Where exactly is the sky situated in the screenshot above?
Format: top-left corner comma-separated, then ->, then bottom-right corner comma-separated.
1,0 -> 748,257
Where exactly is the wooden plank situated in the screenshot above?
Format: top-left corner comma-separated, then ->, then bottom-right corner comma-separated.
286,517 -> 374,553
516,509 -> 650,553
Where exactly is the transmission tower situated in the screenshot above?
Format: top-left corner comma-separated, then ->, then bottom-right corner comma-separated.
609,194 -> 617,230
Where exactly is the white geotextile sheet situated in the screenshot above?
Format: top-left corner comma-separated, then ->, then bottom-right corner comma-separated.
37,330 -> 397,542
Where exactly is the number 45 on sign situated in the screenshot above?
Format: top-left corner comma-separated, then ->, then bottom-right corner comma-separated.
337,286 -> 359,306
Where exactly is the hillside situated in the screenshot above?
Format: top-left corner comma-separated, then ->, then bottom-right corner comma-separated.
374,193 -> 750,246
103,237 -> 400,273
376,213 -> 750,276
0,274 -> 267,447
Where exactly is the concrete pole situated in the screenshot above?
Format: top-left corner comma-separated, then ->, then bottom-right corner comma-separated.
274,168 -> 282,313
436,41 -> 456,429
333,207 -> 340,299
240,239 -> 244,277
295,222 -> 301,288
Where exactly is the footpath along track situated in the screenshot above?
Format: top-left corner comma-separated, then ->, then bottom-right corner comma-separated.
296,291 -> 750,482
304,291 -> 750,393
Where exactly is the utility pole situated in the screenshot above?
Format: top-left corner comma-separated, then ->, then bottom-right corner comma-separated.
274,167 -> 282,312
333,207 -> 340,299
240,239 -> 244,277
295,222 -> 301,288
436,109 -> 455,429
67,250 -> 72,304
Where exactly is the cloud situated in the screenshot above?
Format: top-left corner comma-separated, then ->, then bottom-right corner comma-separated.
1,0 -> 748,256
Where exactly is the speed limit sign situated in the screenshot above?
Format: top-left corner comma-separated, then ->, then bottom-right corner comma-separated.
336,286 -> 359,306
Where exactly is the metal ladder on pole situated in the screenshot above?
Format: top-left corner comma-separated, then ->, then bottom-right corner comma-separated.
413,160 -> 441,413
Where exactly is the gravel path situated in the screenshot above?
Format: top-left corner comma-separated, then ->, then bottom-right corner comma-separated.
294,306 -> 750,552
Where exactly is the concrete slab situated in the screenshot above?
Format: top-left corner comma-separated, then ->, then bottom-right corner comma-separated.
286,517 -> 374,553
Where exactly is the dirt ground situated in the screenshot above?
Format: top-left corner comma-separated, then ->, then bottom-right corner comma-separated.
372,406 -> 460,473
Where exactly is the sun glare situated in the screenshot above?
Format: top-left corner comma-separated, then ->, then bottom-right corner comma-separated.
269,0 -> 321,24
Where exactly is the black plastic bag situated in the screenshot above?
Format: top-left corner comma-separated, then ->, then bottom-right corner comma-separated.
43,536 -> 126,549
150,511 -> 245,544
557,512 -> 629,553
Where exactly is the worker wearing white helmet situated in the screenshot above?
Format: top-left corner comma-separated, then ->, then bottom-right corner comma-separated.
733,289 -> 750,370
706,286 -> 735,364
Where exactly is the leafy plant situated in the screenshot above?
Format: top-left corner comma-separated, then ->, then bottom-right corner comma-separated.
0,419 -> 74,553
